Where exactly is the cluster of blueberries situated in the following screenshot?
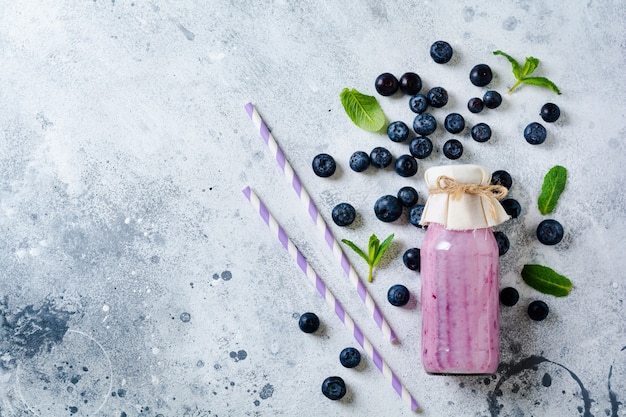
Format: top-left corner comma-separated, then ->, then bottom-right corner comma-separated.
297,312 -> 362,400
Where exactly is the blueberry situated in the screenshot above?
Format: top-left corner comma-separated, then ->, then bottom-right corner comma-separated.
332,203 -> 356,227
408,204 -> 425,227
491,170 -> 513,189
387,284 -> 410,306
374,195 -> 403,222
524,122 -> 547,145
528,300 -> 549,321
471,123 -> 492,142
493,231 -> 510,256
298,312 -> 320,333
540,103 -> 560,123
312,153 -> 336,177
501,198 -> 521,218
370,147 -> 393,168
322,376 -> 346,400
536,219 -> 564,245
399,72 -> 422,95
349,151 -> 370,172
413,113 -> 437,136
443,139 -> 463,160
397,186 -> 419,207
402,248 -> 420,271
339,347 -> 361,368
483,90 -> 502,109
469,64 -> 493,86
467,97 -> 484,113
409,94 -> 429,114
499,287 -> 519,307
375,73 -> 399,96
409,136 -> 434,159
444,113 -> 465,134
394,154 -> 418,177
387,121 -> 410,143
430,40 -> 453,64
427,86 -> 448,108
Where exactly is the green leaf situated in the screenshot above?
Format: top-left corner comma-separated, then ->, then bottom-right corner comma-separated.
368,234 -> 380,261
372,233 -> 394,266
522,77 -> 562,95
340,88 -> 387,132
538,165 -> 568,215
493,50 -> 522,79
521,264 -> 573,297
521,56 -> 540,78
341,239 -> 371,265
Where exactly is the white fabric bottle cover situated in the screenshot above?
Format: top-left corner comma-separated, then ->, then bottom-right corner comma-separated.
419,164 -> 510,230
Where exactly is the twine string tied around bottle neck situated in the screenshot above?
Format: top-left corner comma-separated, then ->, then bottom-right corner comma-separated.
428,175 -> 508,219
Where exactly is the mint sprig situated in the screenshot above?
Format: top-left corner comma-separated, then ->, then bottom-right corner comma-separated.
522,264 -> 573,297
341,234 -> 394,282
538,165 -> 567,215
340,88 -> 387,132
493,50 -> 561,95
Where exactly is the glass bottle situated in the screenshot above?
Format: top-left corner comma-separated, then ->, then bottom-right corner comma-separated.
419,165 -> 509,374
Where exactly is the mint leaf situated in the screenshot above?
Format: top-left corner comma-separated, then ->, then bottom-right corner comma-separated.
521,77 -> 562,95
493,50 -> 561,94
538,165 -> 567,214
340,88 -> 387,132
342,233 -> 394,282
522,264 -> 573,297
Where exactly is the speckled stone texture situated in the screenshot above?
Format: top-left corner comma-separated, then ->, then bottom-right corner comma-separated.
0,1 -> 625,416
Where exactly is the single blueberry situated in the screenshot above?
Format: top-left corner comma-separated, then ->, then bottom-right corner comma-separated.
349,151 -> 370,172
375,73 -> 399,96
408,204 -> 425,227
469,64 -> 493,86
483,90 -> 502,109
374,195 -> 403,223
444,113 -> 466,134
467,97 -> 484,113
491,170 -> 513,189
370,146 -> 393,168
536,219 -> 564,245
413,113 -> 437,136
493,231 -> 510,256
427,86 -> 448,108
443,139 -> 463,160
321,376 -> 347,400
500,287 -> 519,307
298,312 -> 320,333
528,300 -> 549,321
402,248 -> 420,271
524,122 -> 547,145
430,40 -> 453,64
409,136 -> 434,159
397,186 -> 419,207
409,94 -> 429,114
387,121 -> 410,143
332,203 -> 356,227
501,198 -> 521,218
540,103 -> 560,123
394,154 -> 418,177
339,347 -> 361,368
399,72 -> 422,95
312,153 -> 336,177
471,123 -> 492,142
387,284 -> 410,306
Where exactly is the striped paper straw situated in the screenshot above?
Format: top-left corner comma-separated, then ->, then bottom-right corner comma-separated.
242,186 -> 419,411
244,102 -> 397,343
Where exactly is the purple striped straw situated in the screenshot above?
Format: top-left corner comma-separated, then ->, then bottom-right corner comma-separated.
244,102 -> 397,343
242,186 -> 419,411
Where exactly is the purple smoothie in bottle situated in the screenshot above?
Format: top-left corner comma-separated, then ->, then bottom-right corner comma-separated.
419,165 -> 510,374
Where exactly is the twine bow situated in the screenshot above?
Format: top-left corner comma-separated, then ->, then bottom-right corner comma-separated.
429,175 -> 508,219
